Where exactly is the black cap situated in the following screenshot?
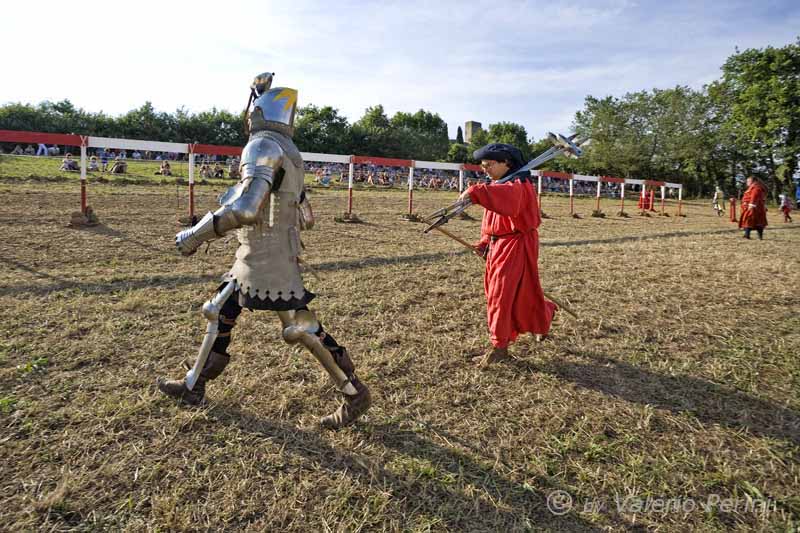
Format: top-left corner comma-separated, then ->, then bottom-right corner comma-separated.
473,143 -> 524,171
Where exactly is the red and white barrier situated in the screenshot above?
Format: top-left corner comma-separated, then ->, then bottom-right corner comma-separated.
1,129 -> 685,220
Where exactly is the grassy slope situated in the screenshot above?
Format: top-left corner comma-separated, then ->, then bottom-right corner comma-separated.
0,155 -> 798,531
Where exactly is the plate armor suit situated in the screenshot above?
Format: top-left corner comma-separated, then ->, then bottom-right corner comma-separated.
157,72 -> 371,429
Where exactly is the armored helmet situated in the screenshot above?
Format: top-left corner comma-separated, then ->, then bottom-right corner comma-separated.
247,72 -> 298,137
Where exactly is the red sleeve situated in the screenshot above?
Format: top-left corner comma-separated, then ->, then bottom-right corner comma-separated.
467,181 -> 524,217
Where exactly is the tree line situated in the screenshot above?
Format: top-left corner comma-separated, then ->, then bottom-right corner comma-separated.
2,40 -> 797,197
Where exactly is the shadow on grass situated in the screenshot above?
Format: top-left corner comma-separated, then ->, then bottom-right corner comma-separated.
78,223 -> 164,254
0,256 -> 218,297
208,404 -> 606,531
0,250 -> 462,297
541,224 -> 800,248
518,354 -> 800,445
7,223 -> 799,298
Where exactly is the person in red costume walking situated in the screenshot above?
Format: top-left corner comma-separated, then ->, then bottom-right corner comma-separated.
459,143 -> 557,367
739,176 -> 768,239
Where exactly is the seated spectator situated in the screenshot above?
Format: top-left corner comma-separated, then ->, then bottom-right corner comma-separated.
118,150 -> 127,160
199,163 -> 213,179
24,145 -> 36,155
228,156 -> 240,179
60,153 -> 79,172
47,145 -> 60,156
155,160 -> 172,176
11,145 -> 24,155
213,162 -> 225,178
36,143 -> 48,156
108,157 -> 127,174
88,155 -> 100,171
132,150 -> 142,160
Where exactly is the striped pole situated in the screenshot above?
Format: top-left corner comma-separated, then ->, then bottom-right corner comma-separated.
79,136 -> 88,213
569,178 -> 574,215
595,181 -> 601,212
188,148 -> 195,221
407,166 -> 414,215
347,160 -> 354,214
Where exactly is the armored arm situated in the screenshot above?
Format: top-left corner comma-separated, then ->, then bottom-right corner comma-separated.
175,137 -> 283,256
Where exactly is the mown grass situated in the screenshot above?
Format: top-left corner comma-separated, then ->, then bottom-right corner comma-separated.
0,157 -> 798,531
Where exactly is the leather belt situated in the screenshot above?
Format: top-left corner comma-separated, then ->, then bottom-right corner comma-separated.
489,229 -> 532,242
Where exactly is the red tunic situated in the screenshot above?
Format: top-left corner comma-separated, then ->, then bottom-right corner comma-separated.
468,179 -> 557,348
739,182 -> 768,229
637,189 -> 654,210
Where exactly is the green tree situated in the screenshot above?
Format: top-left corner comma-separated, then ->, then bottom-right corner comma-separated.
390,109 -> 450,160
466,129 -> 489,162
294,104 -> 351,154
447,143 -> 469,163
351,105 -> 400,156
485,122 -> 532,160
455,126 -> 464,144
709,39 -> 800,199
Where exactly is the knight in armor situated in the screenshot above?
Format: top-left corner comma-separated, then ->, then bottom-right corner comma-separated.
157,73 -> 371,429
712,186 -> 724,216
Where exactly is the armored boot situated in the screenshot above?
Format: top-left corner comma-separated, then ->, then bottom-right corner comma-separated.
320,376 -> 371,429
319,346 -> 371,429
157,351 -> 230,406
157,375 -> 206,405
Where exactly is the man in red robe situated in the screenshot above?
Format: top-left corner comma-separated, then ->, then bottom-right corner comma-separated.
739,176 -> 768,239
459,143 -> 557,367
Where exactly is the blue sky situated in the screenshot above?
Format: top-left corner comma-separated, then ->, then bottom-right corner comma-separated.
2,0 -> 798,141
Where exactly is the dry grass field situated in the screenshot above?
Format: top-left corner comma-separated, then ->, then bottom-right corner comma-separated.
1,166 -> 798,531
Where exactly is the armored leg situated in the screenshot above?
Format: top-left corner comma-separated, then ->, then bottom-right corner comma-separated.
278,308 -> 371,428
157,282 -> 240,405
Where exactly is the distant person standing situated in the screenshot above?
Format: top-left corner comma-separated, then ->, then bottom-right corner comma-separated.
778,193 -> 793,223
712,186 -> 724,216
739,176 -> 768,239
36,143 -> 48,156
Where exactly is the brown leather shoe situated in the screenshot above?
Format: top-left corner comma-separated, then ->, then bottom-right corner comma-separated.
320,382 -> 371,429
157,377 -> 205,406
472,346 -> 509,368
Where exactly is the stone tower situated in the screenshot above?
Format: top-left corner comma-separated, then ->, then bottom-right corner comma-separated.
464,121 -> 482,143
